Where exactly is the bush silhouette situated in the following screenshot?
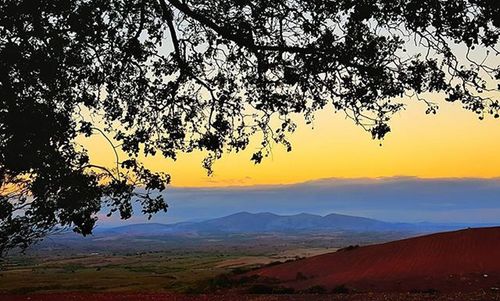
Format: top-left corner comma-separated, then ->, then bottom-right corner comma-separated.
331,284 -> 350,294
247,284 -> 295,294
304,285 -> 328,294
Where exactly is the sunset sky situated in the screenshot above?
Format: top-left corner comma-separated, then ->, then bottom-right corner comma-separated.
73,8 -> 500,227
83,94 -> 500,187
75,30 -> 500,188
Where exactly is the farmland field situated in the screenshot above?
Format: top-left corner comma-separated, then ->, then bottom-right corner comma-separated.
2,229 -> 498,301
0,229 -> 405,294
0,246 -> 334,294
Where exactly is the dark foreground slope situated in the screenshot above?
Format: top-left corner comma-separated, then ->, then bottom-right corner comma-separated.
1,292 -> 500,301
249,227 -> 500,292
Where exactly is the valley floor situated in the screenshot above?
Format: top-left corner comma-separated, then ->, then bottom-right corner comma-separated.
3,229 -> 499,300
0,247 -> 335,295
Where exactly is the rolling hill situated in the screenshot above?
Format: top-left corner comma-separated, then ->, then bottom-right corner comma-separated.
38,212 -> 490,254
184,212 -> 400,233
97,212 -> 468,235
249,227 -> 500,292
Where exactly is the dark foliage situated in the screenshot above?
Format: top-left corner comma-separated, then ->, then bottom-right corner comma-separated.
337,245 -> 360,252
1,0 -> 499,255
410,288 -> 439,294
265,261 -> 284,267
331,284 -> 350,294
247,284 -> 295,294
187,273 -> 260,293
295,272 -> 308,280
303,285 -> 328,294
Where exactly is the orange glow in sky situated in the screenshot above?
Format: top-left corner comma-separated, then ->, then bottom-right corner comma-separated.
81,92 -> 500,187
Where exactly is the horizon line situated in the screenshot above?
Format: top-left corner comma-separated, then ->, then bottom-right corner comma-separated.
166,176 -> 500,190
95,210 -> 500,229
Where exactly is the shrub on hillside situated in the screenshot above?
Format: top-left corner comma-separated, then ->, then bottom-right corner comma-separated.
247,284 -> 295,294
304,285 -> 328,294
410,288 -> 439,294
331,284 -> 350,294
337,245 -> 360,252
295,272 -> 308,280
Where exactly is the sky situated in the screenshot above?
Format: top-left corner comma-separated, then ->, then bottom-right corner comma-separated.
97,177 -> 500,226
79,27 -> 500,188
83,91 -> 500,226
83,95 -> 500,187
81,95 -> 500,227
80,38 -> 500,225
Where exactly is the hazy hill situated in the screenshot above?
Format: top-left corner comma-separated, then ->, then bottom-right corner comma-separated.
30,212 -> 494,255
97,212 -> 470,235
187,212 -> 402,233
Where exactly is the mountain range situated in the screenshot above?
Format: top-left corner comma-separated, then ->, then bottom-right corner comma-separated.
96,212 -> 484,236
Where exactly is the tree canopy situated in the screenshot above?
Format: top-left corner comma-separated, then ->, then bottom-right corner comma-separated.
1,0 -> 499,255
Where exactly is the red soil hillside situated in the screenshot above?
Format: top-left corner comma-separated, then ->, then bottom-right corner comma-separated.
249,227 -> 500,292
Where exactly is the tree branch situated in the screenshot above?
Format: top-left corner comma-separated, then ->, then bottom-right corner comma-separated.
164,0 -> 323,55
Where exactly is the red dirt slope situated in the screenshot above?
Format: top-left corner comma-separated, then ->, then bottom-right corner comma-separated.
250,227 -> 500,292
2,292 -> 500,301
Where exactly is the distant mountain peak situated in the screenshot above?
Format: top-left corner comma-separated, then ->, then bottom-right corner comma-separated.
100,212 -> 473,236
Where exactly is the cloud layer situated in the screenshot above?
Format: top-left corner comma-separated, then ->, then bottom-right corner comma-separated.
98,177 -> 500,226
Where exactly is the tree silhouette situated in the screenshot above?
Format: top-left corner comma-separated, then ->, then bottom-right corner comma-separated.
1,0 -> 499,255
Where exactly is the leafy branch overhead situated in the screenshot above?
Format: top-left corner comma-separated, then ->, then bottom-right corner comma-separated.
1,0 -> 499,254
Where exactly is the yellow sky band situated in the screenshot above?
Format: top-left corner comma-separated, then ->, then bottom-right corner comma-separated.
80,95 -> 500,187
